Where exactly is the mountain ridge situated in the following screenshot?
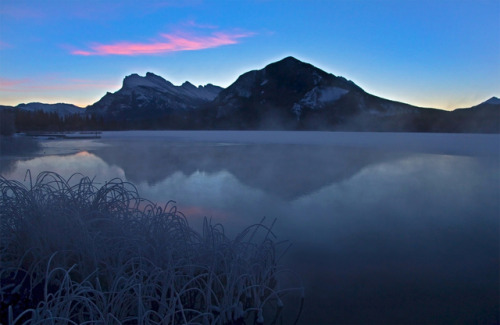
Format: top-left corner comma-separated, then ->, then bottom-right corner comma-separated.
1,56 -> 498,133
90,72 -> 222,112
204,56 -> 456,131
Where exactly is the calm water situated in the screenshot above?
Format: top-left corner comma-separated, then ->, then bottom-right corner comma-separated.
1,131 -> 499,324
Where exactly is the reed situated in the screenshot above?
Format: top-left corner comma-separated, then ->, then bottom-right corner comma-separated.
0,171 -> 302,324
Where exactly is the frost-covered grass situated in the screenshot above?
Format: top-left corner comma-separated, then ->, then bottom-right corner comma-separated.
0,171 -> 303,324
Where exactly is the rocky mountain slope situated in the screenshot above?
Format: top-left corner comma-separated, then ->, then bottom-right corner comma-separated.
2,57 -> 498,132
87,72 -> 222,121
207,56 -> 426,130
202,57 -> 498,132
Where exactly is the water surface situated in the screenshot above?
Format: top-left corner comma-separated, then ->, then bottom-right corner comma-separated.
1,131 -> 498,324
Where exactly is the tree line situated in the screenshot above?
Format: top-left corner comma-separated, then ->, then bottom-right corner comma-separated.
0,109 -> 106,136
0,108 -> 216,136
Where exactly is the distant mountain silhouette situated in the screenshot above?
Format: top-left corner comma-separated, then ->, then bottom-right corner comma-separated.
2,57 -> 499,132
1,102 -> 84,116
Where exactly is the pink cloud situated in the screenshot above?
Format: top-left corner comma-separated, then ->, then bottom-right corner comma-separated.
0,77 -> 29,88
70,31 -> 254,56
0,41 -> 12,49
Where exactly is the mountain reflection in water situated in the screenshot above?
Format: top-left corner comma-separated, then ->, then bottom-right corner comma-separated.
1,131 -> 498,324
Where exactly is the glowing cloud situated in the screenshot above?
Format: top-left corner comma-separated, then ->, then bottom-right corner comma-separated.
0,41 -> 12,49
0,77 -> 28,88
71,31 -> 254,56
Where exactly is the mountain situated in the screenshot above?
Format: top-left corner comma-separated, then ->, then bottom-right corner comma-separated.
15,102 -> 84,116
481,96 -> 500,105
442,96 -> 500,133
0,102 -> 85,135
206,56 -> 437,130
85,57 -> 440,131
202,57 -> 499,132
87,72 -> 222,127
2,58 -> 498,132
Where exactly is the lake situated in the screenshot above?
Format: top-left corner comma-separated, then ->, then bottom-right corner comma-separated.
1,131 -> 499,324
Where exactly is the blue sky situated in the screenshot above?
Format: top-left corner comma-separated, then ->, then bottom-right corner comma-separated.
0,0 -> 499,109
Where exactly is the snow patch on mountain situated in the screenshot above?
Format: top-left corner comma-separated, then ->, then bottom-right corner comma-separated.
319,87 -> 349,103
313,72 -> 323,85
123,73 -> 174,91
121,73 -> 221,101
292,86 -> 349,119
179,82 -> 222,101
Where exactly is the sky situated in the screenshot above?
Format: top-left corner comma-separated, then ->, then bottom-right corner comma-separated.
0,0 -> 499,110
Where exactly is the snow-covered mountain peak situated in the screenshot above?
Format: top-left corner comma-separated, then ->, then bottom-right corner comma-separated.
90,72 -> 223,114
179,82 -> 222,101
122,72 -> 173,90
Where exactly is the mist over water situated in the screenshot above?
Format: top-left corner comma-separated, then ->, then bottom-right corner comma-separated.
1,131 -> 498,324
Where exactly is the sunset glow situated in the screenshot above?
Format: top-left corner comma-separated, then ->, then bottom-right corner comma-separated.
71,31 -> 254,56
0,0 -> 498,109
